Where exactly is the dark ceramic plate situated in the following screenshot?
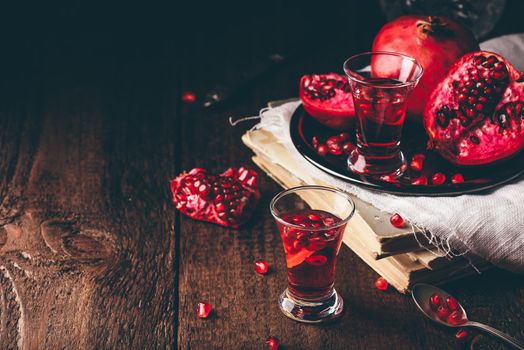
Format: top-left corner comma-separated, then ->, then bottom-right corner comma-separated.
290,105 -> 524,196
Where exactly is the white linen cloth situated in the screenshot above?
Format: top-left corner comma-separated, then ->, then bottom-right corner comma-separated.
254,34 -> 524,273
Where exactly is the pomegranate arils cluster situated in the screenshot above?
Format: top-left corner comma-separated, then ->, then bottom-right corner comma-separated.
312,133 -> 354,157
425,51 -> 524,166
302,75 -> 351,101
428,293 -> 466,325
171,167 -> 260,228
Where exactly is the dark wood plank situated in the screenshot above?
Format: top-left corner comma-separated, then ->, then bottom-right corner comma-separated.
0,16 -> 179,348
177,1 -> 524,349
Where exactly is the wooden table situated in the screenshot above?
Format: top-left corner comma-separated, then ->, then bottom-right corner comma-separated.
0,1 -> 523,349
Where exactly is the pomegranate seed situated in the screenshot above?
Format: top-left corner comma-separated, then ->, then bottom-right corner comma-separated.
338,133 -> 350,141
411,175 -> 428,186
254,259 -> 269,275
410,154 -> 425,172
323,217 -> 335,226
455,329 -> 471,342
342,142 -> 354,154
197,302 -> 212,319
429,293 -> 443,310
374,277 -> 389,291
390,213 -> 405,228
451,174 -> 465,184
312,136 -> 319,148
266,336 -> 280,350
182,91 -> 196,103
380,174 -> 398,183
317,144 -> 328,156
431,172 -> 446,185
306,255 -> 327,266
446,296 -> 459,310
308,213 -> 321,221
436,305 -> 450,321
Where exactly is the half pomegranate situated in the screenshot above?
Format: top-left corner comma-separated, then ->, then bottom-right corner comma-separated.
299,73 -> 355,130
170,167 -> 260,228
425,51 -> 524,166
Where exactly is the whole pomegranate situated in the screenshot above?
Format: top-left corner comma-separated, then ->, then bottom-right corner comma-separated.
372,16 -> 479,121
425,51 -> 524,166
299,73 -> 355,130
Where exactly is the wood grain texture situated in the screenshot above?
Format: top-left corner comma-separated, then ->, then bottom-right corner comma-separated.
0,1 -> 522,349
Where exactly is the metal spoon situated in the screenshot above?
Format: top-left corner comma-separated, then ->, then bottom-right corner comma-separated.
411,283 -> 524,349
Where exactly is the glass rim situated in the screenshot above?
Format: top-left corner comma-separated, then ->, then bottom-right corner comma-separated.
343,51 -> 424,89
269,185 -> 356,231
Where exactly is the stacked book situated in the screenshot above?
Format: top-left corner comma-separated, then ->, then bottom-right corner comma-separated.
242,105 -> 490,293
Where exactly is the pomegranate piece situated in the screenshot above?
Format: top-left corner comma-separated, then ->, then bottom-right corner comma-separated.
254,260 -> 269,275
300,73 -> 356,130
410,154 -> 425,172
316,144 -> 328,156
451,173 -> 465,184
374,277 -> 389,291
411,175 -> 428,186
425,51 -> 524,166
446,296 -> 459,311
431,172 -> 446,185
447,310 -> 467,325
266,336 -> 280,350
390,213 -> 405,228
429,293 -> 443,311
372,16 -> 479,120
455,329 -> 471,342
182,91 -> 197,103
197,302 -> 212,319
171,167 -> 260,228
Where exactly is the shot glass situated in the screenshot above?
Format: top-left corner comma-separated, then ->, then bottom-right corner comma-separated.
270,185 -> 355,323
343,52 -> 423,176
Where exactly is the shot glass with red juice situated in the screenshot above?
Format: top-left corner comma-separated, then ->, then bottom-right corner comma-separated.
270,186 -> 355,323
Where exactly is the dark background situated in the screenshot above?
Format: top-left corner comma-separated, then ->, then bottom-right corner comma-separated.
0,1 -> 522,349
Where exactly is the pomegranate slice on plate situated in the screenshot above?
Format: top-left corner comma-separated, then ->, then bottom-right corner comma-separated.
425,51 -> 524,166
299,73 -> 355,130
170,167 -> 260,228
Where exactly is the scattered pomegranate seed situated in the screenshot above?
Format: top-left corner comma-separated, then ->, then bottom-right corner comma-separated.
455,329 -> 471,342
374,277 -> 389,291
410,154 -> 425,172
266,336 -> 280,350
312,136 -> 319,148
339,133 -> 350,141
447,310 -> 466,325
317,144 -> 328,156
436,305 -> 450,320
446,296 -> 459,311
380,174 -> 398,183
429,293 -> 442,310
182,91 -> 196,103
431,172 -> 447,185
390,213 -> 405,228
451,173 -> 465,184
197,302 -> 212,319
342,142 -> 355,154
254,259 -> 269,275
411,175 -> 428,186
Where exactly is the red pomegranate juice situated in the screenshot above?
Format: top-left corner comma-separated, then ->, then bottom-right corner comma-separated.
352,78 -> 408,158
277,209 -> 346,299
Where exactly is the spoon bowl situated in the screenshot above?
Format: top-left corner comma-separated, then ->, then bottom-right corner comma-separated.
411,283 -> 468,327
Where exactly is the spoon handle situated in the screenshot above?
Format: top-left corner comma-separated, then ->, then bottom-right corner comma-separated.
468,321 -> 524,349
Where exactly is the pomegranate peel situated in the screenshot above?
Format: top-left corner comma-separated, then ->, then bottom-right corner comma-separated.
170,167 -> 260,228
